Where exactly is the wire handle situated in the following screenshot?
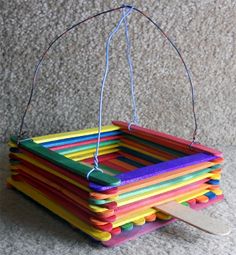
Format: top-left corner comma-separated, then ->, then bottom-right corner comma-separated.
17,4 -> 198,148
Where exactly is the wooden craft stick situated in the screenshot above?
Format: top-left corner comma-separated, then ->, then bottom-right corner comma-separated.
155,201 -> 230,236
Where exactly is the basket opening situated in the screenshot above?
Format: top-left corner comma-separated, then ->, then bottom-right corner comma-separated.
40,128 -> 192,177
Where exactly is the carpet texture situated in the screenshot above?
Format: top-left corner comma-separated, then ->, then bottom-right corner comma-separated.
0,0 -> 236,146
0,144 -> 235,255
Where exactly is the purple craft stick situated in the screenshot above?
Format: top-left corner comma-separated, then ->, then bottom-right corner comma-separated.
89,153 -> 218,191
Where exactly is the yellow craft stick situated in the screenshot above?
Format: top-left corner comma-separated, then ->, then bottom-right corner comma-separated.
210,174 -> 221,180
133,218 -> 146,226
8,141 -> 17,148
33,125 -> 120,143
7,178 -> 111,241
212,189 -> 223,195
113,173 -> 214,206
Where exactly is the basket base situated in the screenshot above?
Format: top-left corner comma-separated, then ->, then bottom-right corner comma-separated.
102,194 -> 224,247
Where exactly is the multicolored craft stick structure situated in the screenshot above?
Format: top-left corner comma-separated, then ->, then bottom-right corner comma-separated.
7,4 -> 230,247
8,121 -> 229,246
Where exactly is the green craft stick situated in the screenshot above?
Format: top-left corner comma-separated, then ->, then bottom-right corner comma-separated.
11,136 -> 121,186
121,222 -> 134,231
181,201 -> 190,206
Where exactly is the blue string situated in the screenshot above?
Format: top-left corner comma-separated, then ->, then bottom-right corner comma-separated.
123,7 -> 139,130
87,6 -> 135,180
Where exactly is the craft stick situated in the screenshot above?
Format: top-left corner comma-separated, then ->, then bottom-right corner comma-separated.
133,218 -> 146,226
155,201 -> 230,235
112,121 -> 222,157
156,211 -> 172,220
7,178 -> 111,241
211,189 -> 223,195
196,195 -> 209,203
145,213 -> 157,222
11,137 -> 121,186
110,228 -> 121,236
50,135 -> 121,151
33,125 -> 120,143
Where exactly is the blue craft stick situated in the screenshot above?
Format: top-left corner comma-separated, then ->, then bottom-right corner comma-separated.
207,179 -> 220,185
205,191 -> 217,200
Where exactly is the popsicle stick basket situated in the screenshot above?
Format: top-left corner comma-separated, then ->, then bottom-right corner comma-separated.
8,5 -> 229,247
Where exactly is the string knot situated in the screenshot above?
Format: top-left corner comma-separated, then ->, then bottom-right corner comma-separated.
87,153 -> 103,180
